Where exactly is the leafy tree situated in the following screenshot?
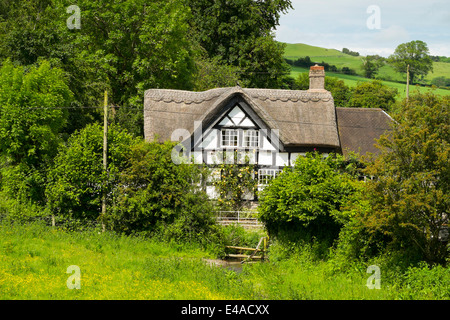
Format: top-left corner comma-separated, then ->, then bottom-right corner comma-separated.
0,0 -> 67,66
348,80 -> 398,111
0,60 -> 72,204
68,0 -> 198,136
431,76 -> 450,88
341,66 -> 357,75
108,141 -> 216,241
187,0 -> 292,88
342,48 -> 359,56
46,123 -> 139,220
0,0 -> 105,135
258,152 -> 362,246
361,92 -> 449,264
323,77 -> 352,108
0,0 -> 200,137
193,54 -> 244,91
361,55 -> 384,79
388,40 -> 433,84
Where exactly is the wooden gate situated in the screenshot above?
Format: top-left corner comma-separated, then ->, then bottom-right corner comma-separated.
225,236 -> 268,263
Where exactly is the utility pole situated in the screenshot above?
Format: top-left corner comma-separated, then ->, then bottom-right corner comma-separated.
406,64 -> 410,100
102,90 -> 108,232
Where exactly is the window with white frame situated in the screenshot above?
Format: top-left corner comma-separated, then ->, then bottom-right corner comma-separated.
221,129 -> 238,147
258,169 -> 280,185
243,130 -> 259,148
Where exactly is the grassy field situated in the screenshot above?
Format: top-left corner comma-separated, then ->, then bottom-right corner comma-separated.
1,221 -> 448,300
283,42 -> 450,96
289,66 -> 450,99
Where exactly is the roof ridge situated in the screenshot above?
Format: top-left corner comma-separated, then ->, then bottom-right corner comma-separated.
144,87 -> 230,104
145,87 -> 333,103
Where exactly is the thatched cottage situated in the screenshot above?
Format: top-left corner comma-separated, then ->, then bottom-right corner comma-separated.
144,65 -> 393,197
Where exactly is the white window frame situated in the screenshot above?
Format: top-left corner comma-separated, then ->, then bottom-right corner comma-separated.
258,169 -> 280,185
221,129 -> 239,147
243,129 -> 259,148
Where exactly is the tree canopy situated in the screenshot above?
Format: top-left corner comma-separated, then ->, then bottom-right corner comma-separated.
46,123 -> 139,220
258,152 -> 362,246
0,0 -> 294,137
348,80 -> 398,111
187,0 -> 293,88
388,40 -> 433,84
360,92 -> 449,264
0,60 -> 72,204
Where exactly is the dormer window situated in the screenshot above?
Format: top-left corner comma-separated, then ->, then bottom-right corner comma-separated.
221,129 -> 238,147
218,104 -> 261,149
243,130 -> 259,148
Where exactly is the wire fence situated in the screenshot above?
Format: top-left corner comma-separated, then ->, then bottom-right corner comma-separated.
0,213 -> 103,231
215,211 -> 263,229
0,210 -> 266,231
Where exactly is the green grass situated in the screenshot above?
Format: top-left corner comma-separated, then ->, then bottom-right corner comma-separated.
283,43 -> 365,73
283,43 -> 345,58
290,66 -> 450,99
284,42 -> 450,98
1,222 -> 448,300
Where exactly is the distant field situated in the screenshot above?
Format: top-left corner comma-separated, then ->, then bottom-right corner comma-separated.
284,43 -> 450,98
290,66 -> 450,99
283,43 -> 344,58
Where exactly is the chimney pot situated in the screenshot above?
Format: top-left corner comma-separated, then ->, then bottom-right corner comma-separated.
309,64 -> 325,91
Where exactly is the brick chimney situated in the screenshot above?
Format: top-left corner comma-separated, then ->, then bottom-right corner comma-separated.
309,64 -> 325,91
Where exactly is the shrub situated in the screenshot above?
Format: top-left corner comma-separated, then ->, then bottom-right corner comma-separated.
258,153 -> 362,248
348,80 -> 398,111
108,140 -> 218,244
395,263 -> 450,299
46,123 -> 138,220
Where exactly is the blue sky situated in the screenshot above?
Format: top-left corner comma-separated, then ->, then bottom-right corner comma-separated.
274,0 -> 450,57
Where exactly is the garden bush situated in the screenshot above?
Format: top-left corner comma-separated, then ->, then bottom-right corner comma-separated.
258,152 -> 363,250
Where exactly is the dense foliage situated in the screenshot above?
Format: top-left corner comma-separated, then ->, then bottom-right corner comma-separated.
187,0 -> 293,88
348,80 -> 398,111
0,60 -> 72,209
258,153 -> 363,248
108,141 -> 217,242
0,0 -> 294,137
46,123 -> 138,220
360,93 -> 449,264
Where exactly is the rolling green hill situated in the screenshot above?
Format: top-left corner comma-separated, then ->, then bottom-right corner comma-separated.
283,43 -> 364,73
283,43 -> 344,58
283,42 -> 450,97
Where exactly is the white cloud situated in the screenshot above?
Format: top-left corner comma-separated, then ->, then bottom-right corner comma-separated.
372,25 -> 409,44
275,0 -> 450,56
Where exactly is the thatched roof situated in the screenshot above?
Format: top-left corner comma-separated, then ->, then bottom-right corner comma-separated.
144,86 -> 394,156
336,107 -> 393,156
144,86 -> 341,150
